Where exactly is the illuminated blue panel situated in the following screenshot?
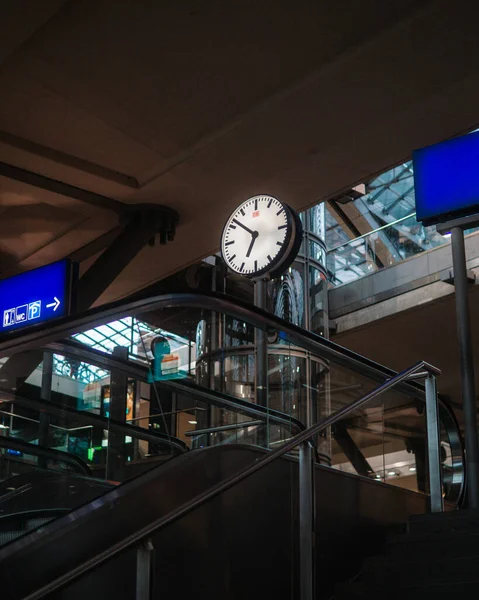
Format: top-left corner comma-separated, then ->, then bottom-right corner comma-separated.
414,131 -> 479,225
0,260 -> 73,334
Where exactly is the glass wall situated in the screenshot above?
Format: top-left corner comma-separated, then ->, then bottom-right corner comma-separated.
327,214 -> 449,285
268,202 -> 328,336
325,161 -> 477,286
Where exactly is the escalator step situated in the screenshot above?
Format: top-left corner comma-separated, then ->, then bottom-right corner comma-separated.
335,580 -> 479,600
408,509 -> 479,535
386,530 -> 479,560
362,554 -> 479,586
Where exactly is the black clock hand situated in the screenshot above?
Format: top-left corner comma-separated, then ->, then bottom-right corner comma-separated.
246,231 -> 259,258
233,218 -> 255,236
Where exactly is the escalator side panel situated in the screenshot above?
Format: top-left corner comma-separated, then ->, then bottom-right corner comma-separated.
154,455 -> 429,600
0,446 -> 253,598
0,446 -> 430,600
47,551 -> 136,600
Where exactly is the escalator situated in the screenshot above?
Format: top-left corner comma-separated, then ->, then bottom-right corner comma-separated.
0,292 -> 466,599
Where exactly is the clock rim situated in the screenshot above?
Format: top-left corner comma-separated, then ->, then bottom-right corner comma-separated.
268,205 -> 303,279
220,195 -> 298,279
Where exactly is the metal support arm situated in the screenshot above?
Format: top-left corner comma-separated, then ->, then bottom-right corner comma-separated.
78,205 -> 179,311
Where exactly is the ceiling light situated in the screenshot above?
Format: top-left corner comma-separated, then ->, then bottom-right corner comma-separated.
388,470 -> 397,476
188,420 -> 197,425
409,466 -> 417,472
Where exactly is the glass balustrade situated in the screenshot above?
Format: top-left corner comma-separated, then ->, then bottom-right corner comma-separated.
327,214 -> 452,286
0,291 -> 465,548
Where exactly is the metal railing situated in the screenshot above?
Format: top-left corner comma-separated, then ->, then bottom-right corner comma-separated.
43,339 -> 306,437
0,292 -> 462,599
0,291 -> 460,451
0,437 -> 91,476
25,360 -> 443,600
38,302 -> 461,501
327,212 -> 450,286
0,390 -> 188,455
3,291 -> 460,480
0,291 -> 449,397
185,420 -> 264,437
329,212 -> 418,253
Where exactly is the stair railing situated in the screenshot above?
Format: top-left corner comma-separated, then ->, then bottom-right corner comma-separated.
27,360 -> 443,600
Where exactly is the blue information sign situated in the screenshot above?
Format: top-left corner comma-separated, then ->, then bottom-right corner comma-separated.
0,260 -> 75,334
413,130 -> 479,225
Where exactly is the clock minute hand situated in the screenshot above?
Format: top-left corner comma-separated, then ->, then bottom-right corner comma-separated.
246,231 -> 259,258
232,218 -> 255,236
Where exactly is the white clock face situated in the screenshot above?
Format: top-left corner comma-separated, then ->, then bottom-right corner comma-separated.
221,195 -> 294,278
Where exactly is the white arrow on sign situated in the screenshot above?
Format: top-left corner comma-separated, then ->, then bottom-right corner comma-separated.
46,297 -> 61,312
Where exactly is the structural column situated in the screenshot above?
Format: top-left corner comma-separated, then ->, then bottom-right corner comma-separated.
254,278 -> 269,446
451,226 -> 479,508
107,346 -> 129,481
38,352 -> 53,468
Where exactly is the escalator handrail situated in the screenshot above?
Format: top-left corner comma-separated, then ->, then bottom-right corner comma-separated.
0,508 -> 70,522
0,436 -> 91,476
0,290 -> 434,401
0,389 -> 188,455
44,339 -> 149,381
37,298 -> 463,493
131,361 -> 440,537
39,299 -> 464,501
0,291 -> 463,499
42,339 -> 306,435
155,378 -> 305,434
184,420 -> 264,437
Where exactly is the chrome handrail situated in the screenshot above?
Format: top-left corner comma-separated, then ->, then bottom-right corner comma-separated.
99,361 -> 441,539
185,420 -> 264,437
5,289 -> 461,487
23,360 -> 443,600
28,291 -> 457,495
40,334 -> 460,497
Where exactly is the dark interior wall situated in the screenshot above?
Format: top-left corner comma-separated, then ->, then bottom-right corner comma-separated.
51,447 -> 429,600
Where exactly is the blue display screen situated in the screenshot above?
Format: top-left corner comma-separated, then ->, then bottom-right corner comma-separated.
6,449 -> 22,457
0,260 -> 73,335
413,131 -> 479,225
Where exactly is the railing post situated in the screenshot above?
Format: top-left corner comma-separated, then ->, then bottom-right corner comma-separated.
425,374 -> 444,513
299,441 -> 314,600
39,352 -> 53,468
254,278 -> 269,447
136,538 -> 154,600
107,345 -> 129,481
451,226 -> 479,508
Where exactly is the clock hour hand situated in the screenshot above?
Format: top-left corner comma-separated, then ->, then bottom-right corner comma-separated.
246,231 -> 259,258
232,218 -> 255,236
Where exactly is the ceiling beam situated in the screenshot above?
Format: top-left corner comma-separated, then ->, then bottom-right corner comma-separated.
0,130 -> 139,189
0,161 -> 125,213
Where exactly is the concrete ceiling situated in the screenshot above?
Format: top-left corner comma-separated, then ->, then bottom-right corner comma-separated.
1,0 -> 479,303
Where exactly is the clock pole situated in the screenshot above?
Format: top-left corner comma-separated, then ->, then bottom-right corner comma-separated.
254,277 -> 269,446
221,195 -> 303,448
